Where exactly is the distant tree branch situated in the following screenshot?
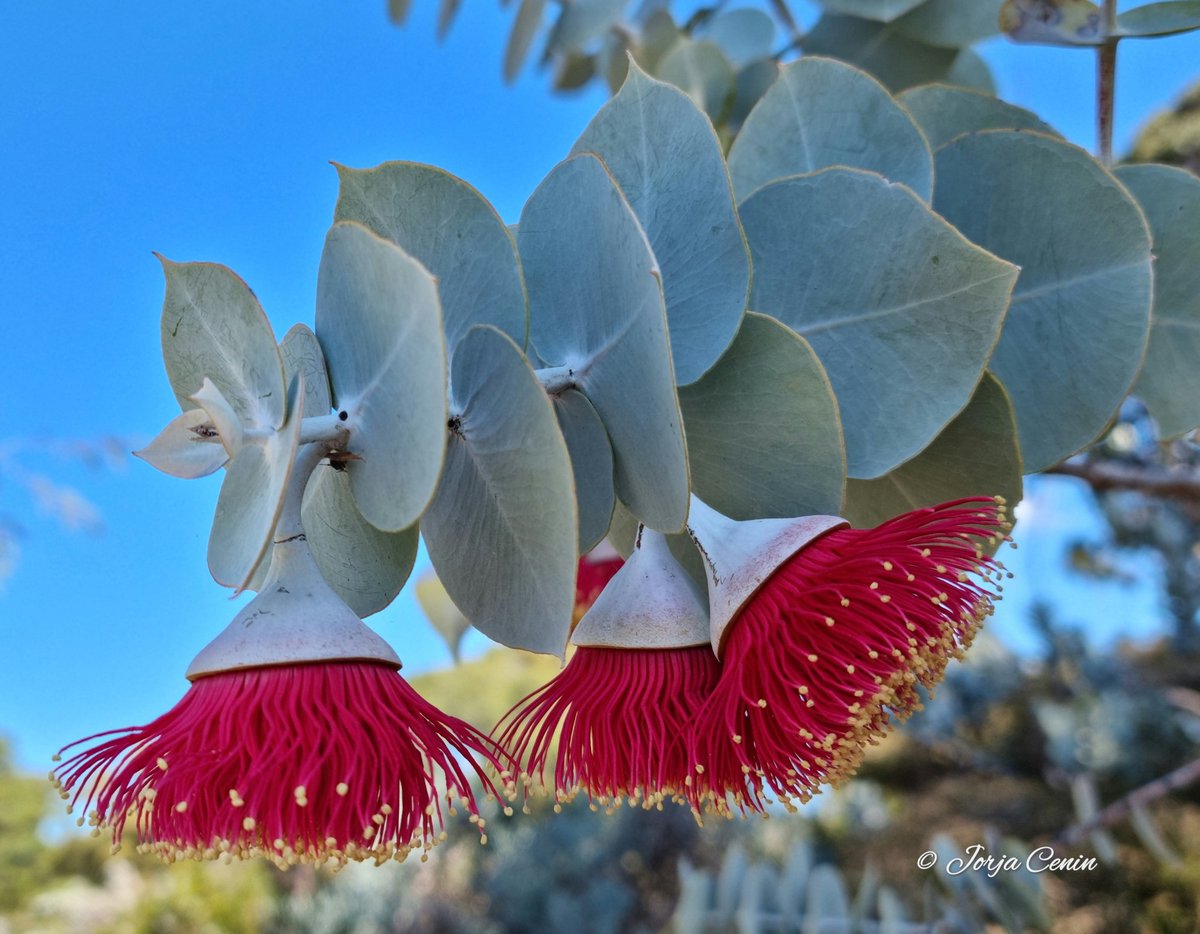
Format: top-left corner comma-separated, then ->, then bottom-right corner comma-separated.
1045,461 -> 1200,500
1060,756 -> 1200,846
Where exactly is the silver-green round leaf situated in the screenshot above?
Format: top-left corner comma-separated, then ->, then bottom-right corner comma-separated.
895,0 -> 1005,47
302,465 -> 419,618
678,313 -> 845,519
1116,164 -> 1200,438
800,16 -> 957,93
280,323 -> 332,418
519,153 -> 690,533
208,375 -> 304,593
422,324 -> 578,658
573,63 -> 749,385
843,372 -> 1022,528
315,221 -> 449,532
158,257 -> 285,429
554,388 -> 615,553
898,84 -> 1059,149
933,131 -> 1153,471
655,38 -> 736,124
334,163 -> 526,352
742,168 -> 1017,479
728,57 -> 934,203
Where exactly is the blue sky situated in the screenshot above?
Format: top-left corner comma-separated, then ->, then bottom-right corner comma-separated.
1,2 -> 1196,772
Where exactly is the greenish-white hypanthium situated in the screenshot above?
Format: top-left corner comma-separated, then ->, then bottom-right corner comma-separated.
248,323 -> 419,618
678,313 -> 845,520
741,167 -> 1017,480
422,325 -> 578,658
819,0 -> 927,22
158,256 -> 287,431
655,38 -> 737,124
315,221 -> 448,533
208,375 -> 304,594
700,8 -> 776,66
1115,164 -> 1200,439
553,389 -> 615,553
519,152 -> 690,534
573,62 -> 749,386
897,84 -> 1059,150
843,372 -> 1022,530
934,131 -> 1153,472
728,57 -> 934,203
894,0 -> 1005,47
333,162 -> 527,353
799,17 -> 958,93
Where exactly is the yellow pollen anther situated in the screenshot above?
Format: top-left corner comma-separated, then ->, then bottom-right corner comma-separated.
870,581 -> 879,590
243,817 -> 256,832
807,654 -> 818,663
921,548 -> 931,557
882,561 -> 893,571
156,757 -> 169,771
757,698 -> 768,708
846,664 -> 856,674
824,616 -> 835,626
732,734 -> 742,744
380,804 -> 393,815
880,595 -> 891,603
336,782 -> 349,796
840,597 -> 850,607
175,801 -> 188,813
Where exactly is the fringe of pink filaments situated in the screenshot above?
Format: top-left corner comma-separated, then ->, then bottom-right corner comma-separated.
52,661 -> 513,866
496,645 -> 721,811
687,497 -> 1009,817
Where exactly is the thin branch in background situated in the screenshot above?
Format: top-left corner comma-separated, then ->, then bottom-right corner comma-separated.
1097,0 -> 1119,164
1060,756 -> 1200,845
1045,460 -> 1200,500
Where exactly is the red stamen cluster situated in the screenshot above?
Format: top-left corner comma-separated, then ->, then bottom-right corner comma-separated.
496,645 -> 720,812
52,661 -> 514,867
687,497 -> 1009,817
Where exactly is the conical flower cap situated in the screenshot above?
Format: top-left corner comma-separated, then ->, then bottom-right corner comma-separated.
572,526 -> 709,650
686,496 -> 847,655
187,535 -> 400,679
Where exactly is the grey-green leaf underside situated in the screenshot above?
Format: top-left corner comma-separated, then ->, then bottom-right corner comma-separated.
519,153 -> 690,533
208,375 -> 303,593
422,325 -> 578,658
554,388 -> 615,553
316,221 -> 448,532
158,257 -> 285,430
573,63 -> 749,386
334,162 -> 527,352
